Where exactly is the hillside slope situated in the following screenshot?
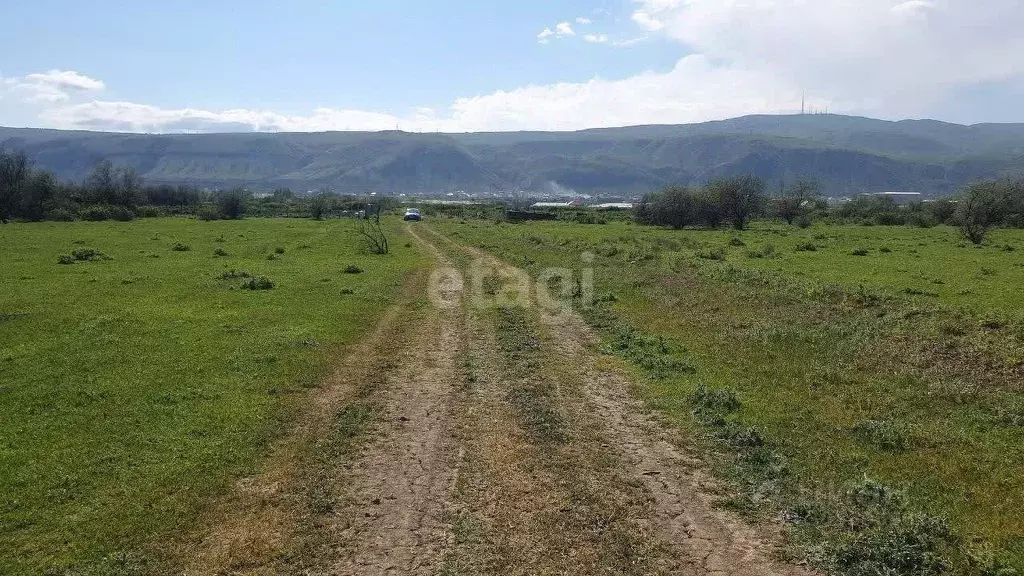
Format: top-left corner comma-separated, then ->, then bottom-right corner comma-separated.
4,115 -> 1024,195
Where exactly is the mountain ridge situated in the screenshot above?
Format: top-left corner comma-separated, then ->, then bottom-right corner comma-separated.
4,114 -> 1024,196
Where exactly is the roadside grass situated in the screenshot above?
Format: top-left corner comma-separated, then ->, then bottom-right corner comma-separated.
429,217 -> 1024,574
0,217 -> 425,574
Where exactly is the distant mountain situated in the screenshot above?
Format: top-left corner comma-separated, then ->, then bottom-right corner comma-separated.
5,114 -> 1024,196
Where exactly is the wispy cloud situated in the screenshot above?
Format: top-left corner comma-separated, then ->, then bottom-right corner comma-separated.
631,11 -> 664,31
575,16 -> 592,25
613,36 -> 648,47
537,27 -> 554,43
2,70 -> 105,103
555,22 -> 575,37
584,34 -> 610,44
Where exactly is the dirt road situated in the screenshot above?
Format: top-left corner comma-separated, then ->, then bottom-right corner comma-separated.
170,224 -> 813,575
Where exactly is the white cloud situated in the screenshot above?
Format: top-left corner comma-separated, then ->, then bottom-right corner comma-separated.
2,70 -> 105,103
17,56 -> 802,133
613,36 -> 648,47
38,101 -> 408,133
6,1 -> 1024,133
631,11 -> 664,31
630,0 -> 1024,117
555,22 -> 575,37
576,17 -> 592,25
536,27 -> 554,43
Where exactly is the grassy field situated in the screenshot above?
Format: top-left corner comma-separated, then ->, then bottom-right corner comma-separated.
0,217 -> 425,574
431,218 -> 1024,574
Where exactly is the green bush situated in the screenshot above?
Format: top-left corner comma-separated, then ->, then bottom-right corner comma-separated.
46,208 -> 76,222
344,265 -> 363,274
81,205 -> 112,221
57,255 -> 75,265
196,204 -> 222,221
696,248 -> 726,261
109,205 -> 135,221
213,248 -> 229,257
795,242 -> 818,252
851,248 -> 870,256
71,248 -> 109,261
171,243 -> 191,252
241,276 -> 274,290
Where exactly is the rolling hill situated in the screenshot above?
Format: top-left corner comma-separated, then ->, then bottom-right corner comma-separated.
4,114 -> 1024,196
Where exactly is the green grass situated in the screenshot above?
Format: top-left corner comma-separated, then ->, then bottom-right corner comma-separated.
0,217 -> 425,574
723,223 -> 1024,316
431,218 -> 1024,574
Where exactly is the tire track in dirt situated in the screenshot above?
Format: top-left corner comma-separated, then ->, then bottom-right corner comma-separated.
169,227 -> 465,576
169,268 -> 430,575
426,225 -> 816,576
327,226 -> 464,575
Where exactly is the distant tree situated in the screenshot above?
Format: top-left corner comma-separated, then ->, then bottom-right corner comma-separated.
635,186 -> 696,229
117,167 -> 144,207
956,181 -> 1007,244
0,149 -> 31,223
771,178 -> 821,225
309,193 -> 329,220
20,170 -> 57,221
215,188 -> 247,219
922,199 -> 957,224
709,175 -> 766,230
694,186 -> 724,229
85,160 -> 119,205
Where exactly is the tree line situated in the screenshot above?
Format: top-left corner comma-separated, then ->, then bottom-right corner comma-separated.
0,150 -> 375,223
635,174 -> 1024,244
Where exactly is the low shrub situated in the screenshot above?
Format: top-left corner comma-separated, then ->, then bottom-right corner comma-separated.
213,248 -> 229,257
241,276 -> 274,290
811,477 -> 955,576
746,245 -> 777,259
57,255 -> 75,265
340,288 -> 355,295
344,265 -> 364,274
274,247 -> 285,255
795,242 -> 818,252
603,326 -> 696,379
171,243 -> 191,252
81,205 -> 113,221
136,206 -> 161,218
196,204 -> 223,221
109,206 -> 135,221
851,248 -> 870,256
691,384 -> 742,419
696,248 -> 726,261
72,248 -> 111,262
46,208 -> 76,222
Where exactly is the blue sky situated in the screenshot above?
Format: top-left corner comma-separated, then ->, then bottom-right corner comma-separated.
2,1 -> 1024,132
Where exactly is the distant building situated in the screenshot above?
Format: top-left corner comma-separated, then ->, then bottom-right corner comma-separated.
592,202 -> 634,210
869,192 -> 923,205
531,199 -> 585,208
